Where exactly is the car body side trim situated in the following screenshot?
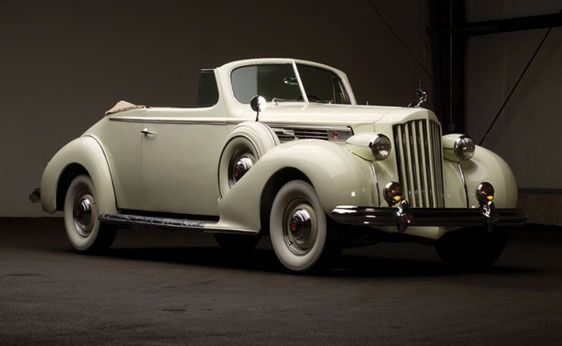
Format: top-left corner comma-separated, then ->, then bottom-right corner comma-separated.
108,117 -> 244,125
99,213 -> 259,234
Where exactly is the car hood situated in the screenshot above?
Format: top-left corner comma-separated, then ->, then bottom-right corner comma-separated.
246,103 -> 438,129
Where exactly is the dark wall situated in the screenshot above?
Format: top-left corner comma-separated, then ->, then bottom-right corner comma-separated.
464,0 -> 562,225
0,0 -> 432,216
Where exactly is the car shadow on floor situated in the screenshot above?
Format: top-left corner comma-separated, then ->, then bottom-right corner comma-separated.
64,246 -> 540,278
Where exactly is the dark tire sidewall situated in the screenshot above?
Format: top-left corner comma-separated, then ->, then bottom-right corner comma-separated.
436,228 -> 508,270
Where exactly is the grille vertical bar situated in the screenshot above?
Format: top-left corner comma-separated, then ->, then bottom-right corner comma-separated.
432,121 -> 445,205
404,123 -> 415,205
393,119 -> 444,208
418,120 -> 431,207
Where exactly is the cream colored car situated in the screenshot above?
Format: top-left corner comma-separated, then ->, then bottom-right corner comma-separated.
35,58 -> 526,272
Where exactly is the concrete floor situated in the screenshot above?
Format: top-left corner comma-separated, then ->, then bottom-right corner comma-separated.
1,218 -> 561,345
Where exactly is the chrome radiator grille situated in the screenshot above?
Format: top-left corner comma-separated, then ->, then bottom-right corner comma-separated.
393,119 -> 444,208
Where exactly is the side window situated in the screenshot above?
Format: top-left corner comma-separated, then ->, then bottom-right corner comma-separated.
197,69 -> 219,107
231,66 -> 258,103
231,64 -> 302,103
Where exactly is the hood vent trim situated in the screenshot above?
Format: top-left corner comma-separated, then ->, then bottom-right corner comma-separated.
269,125 -> 353,143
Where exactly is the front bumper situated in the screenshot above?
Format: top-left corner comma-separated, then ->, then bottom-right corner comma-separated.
331,201 -> 526,233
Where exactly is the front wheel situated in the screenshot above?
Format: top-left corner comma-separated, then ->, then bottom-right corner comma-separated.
64,175 -> 116,253
269,180 -> 341,272
435,228 -> 508,271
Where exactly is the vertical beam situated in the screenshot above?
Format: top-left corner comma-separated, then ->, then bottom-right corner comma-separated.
430,3 -> 559,135
432,0 -> 466,133
451,3 -> 466,134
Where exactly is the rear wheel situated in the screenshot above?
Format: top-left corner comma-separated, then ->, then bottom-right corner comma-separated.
269,180 -> 341,272
63,175 -> 116,253
435,228 -> 508,271
218,122 -> 279,197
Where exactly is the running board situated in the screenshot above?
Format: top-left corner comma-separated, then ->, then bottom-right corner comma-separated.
99,214 -> 258,235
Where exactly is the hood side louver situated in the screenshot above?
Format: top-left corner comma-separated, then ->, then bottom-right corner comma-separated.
271,126 -> 352,143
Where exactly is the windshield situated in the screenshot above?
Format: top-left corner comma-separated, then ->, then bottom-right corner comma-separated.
296,64 -> 350,104
231,63 -> 350,104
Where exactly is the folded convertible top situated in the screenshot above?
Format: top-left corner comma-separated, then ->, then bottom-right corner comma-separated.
105,100 -> 148,115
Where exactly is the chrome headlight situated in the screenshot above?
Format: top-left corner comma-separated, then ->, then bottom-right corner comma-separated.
454,135 -> 475,161
369,134 -> 391,161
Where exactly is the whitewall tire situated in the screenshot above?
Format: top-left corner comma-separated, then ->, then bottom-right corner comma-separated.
269,180 -> 341,272
63,175 -> 116,252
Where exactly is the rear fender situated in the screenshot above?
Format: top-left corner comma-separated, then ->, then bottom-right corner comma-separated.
40,136 -> 117,214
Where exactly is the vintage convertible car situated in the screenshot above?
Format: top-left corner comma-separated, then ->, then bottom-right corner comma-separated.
34,58 -> 526,272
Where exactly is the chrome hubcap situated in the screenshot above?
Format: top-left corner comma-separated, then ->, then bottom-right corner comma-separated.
283,200 -> 317,255
228,153 -> 255,187
73,193 -> 95,237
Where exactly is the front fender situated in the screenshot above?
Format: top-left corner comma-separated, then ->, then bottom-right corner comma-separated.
40,136 -> 117,214
460,146 -> 518,208
218,140 -> 375,231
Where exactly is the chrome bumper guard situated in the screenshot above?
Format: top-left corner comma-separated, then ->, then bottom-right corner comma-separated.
331,201 -> 526,233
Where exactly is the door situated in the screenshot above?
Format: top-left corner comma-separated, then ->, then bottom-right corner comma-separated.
141,112 -> 235,216
96,115 -> 144,210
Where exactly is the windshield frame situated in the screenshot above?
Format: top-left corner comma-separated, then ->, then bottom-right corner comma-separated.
228,60 -> 353,106
295,63 -> 351,105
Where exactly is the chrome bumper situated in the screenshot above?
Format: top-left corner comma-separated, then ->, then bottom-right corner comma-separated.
330,201 -> 526,233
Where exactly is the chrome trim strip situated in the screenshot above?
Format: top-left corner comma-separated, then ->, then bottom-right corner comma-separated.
394,125 -> 409,204
265,123 -> 353,131
404,122 -> 415,204
418,120 -> 430,207
434,122 -> 445,205
428,121 -> 440,206
108,117 -> 243,125
370,164 -> 381,206
410,120 -> 418,207
457,162 -> 470,208
108,117 -> 355,132
422,120 -> 435,207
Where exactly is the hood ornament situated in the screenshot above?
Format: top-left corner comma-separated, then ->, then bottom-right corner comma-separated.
408,82 -> 427,108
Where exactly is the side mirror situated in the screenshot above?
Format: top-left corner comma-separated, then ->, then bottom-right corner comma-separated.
250,95 -> 267,122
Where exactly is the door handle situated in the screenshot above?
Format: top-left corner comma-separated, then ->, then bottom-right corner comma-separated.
141,128 -> 155,136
